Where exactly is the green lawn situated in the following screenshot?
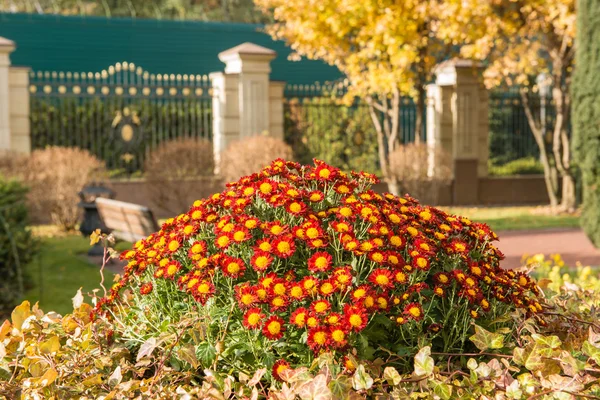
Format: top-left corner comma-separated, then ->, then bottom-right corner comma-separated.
22,235 -> 115,316
442,206 -> 581,232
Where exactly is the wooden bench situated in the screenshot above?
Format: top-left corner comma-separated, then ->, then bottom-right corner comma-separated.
96,198 -> 160,242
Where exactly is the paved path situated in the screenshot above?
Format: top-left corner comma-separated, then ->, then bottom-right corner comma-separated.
496,228 -> 600,269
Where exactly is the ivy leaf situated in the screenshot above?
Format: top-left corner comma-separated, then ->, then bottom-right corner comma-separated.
197,342 -> 217,366
248,368 -> 266,387
136,337 -> 158,362
532,334 -> 561,349
89,229 -> 102,245
383,366 -> 402,385
351,365 -> 373,391
505,380 -> 522,399
513,345 -> 544,371
329,375 -> 352,398
82,373 -> 103,387
298,373 -> 332,400
431,381 -> 452,400
582,341 -> 600,365
414,346 -> 434,377
469,325 -> 504,351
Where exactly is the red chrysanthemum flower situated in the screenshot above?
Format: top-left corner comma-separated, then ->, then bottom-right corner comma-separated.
368,268 -> 394,289
343,304 -> 368,332
307,251 -> 333,273
221,256 -> 246,278
263,315 -> 285,340
285,200 -> 307,215
140,282 -> 153,295
272,359 -> 291,382
329,326 -> 348,348
404,302 -> 424,321
243,307 -> 265,329
411,254 -> 430,271
307,327 -> 330,352
310,299 -> 331,314
290,307 -> 309,328
250,251 -> 273,272
272,235 -> 296,259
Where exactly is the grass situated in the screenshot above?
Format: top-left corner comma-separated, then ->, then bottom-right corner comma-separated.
22,234 -> 116,316
441,206 -> 581,232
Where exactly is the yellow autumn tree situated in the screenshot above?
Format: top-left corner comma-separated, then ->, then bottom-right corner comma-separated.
255,0 -> 485,194
462,0 -> 576,210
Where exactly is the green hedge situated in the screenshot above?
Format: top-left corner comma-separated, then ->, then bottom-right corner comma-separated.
488,157 -> 544,176
0,177 -> 36,318
573,0 -> 600,247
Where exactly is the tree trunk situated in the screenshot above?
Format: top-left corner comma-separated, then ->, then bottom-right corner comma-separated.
386,179 -> 400,196
414,84 -> 426,144
552,83 -> 576,211
519,89 -> 560,208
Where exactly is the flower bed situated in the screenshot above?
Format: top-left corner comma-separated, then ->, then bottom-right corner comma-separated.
1,160 -> 599,398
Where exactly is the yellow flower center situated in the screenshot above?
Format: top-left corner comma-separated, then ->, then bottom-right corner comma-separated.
233,231 -> 246,241
243,187 -> 255,196
289,202 -> 302,213
187,278 -> 199,289
267,321 -> 281,335
419,211 -> 432,221
273,283 -> 286,296
272,297 -> 285,307
409,307 -> 421,318
227,262 -> 240,274
438,274 -> 449,283
306,228 -> 319,239
318,169 -> 331,179
339,207 -> 352,217
245,220 -> 257,229
277,241 -> 291,253
314,302 -> 328,313
271,225 -> 283,235
247,313 -> 261,326
407,227 -> 418,237
313,331 -> 327,345
314,257 -> 328,269
168,240 -> 180,252
320,282 -> 334,294
416,258 -> 428,268
349,314 -> 363,327
390,236 -> 403,246
167,264 -> 178,276
217,236 -> 230,247
255,256 -> 269,269
307,317 -> 318,327
259,182 -> 273,194
197,283 -> 210,294
294,313 -> 306,326
310,193 -> 322,202
191,210 -> 202,220
375,274 -> 389,286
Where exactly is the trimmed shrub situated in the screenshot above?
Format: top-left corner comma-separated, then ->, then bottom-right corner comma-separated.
285,98 -> 380,174
144,138 -> 215,215
488,157 -> 544,176
1,147 -> 107,231
94,159 -> 541,382
0,177 -> 36,319
389,143 -> 453,204
573,0 -> 600,247
219,135 -> 293,183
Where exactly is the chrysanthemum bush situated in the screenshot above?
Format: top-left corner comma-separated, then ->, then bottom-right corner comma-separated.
92,159 -> 542,380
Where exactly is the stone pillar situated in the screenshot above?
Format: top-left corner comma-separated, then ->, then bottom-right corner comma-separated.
426,59 -> 489,205
210,42 -> 283,170
9,67 -> 31,153
0,37 -> 15,152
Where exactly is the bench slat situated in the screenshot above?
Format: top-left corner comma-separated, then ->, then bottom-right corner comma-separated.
96,198 -> 160,241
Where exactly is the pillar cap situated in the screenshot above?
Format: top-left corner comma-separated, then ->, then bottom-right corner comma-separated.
434,59 -> 484,86
0,37 -> 15,52
219,42 -> 277,59
218,42 -> 277,74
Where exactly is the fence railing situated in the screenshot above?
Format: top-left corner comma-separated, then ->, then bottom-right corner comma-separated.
284,83 -> 549,168
29,62 -> 212,176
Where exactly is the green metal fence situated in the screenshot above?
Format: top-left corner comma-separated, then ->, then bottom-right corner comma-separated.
488,90 -> 554,165
29,62 -> 213,175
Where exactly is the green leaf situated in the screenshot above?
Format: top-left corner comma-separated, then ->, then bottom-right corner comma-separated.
414,346 -> 434,377
197,342 -> 217,366
513,345 -> 544,371
351,365 -> 373,391
469,325 -> 504,351
329,375 -> 352,398
582,341 -> 600,365
431,381 -> 452,400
